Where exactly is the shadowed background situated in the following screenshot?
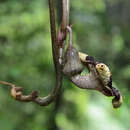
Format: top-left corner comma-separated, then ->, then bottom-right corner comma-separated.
0,0 -> 129,130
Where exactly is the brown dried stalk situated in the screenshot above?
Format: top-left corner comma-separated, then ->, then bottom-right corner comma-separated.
0,0 -> 63,106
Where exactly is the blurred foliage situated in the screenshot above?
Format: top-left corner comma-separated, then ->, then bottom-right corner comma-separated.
0,0 -> 129,130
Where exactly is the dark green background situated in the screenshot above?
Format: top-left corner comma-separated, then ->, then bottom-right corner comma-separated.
0,0 -> 129,130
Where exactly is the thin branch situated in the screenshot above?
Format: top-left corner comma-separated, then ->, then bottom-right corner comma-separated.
57,0 -> 70,46
0,0 -> 63,106
61,0 -> 70,30
49,0 -> 59,69
0,80 -> 38,102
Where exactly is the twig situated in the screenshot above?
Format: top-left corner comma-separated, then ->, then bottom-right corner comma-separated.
0,0 -> 63,106
61,0 -> 70,30
0,80 -> 38,102
57,0 -> 70,46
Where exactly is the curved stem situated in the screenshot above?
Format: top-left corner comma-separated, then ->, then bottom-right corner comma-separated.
66,26 -> 73,47
0,0 -> 63,106
31,0 -> 63,105
32,0 -> 63,106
